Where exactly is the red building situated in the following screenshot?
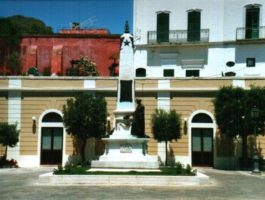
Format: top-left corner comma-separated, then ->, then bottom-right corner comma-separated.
2,29 -> 120,76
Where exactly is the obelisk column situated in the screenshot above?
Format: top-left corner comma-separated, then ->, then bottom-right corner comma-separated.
116,21 -> 135,112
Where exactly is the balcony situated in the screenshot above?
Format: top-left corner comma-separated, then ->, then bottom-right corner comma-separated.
147,29 -> 209,44
236,27 -> 265,40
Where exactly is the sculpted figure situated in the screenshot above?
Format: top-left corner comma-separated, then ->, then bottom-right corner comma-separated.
131,99 -> 145,138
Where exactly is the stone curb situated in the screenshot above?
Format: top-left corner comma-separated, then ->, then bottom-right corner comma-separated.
38,172 -> 210,186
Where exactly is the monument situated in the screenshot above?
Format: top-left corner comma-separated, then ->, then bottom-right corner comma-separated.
91,22 -> 159,169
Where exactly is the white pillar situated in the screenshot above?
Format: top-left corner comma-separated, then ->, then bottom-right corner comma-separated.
7,79 -> 21,162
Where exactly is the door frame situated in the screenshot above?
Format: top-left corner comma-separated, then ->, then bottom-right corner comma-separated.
37,109 -> 66,166
191,128 -> 214,166
40,127 -> 64,165
188,110 -> 216,167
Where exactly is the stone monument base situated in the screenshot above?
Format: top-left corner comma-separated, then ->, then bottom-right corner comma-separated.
91,105 -> 159,170
91,137 -> 159,169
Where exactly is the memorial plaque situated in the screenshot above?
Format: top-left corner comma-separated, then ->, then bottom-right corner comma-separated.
120,144 -> 132,153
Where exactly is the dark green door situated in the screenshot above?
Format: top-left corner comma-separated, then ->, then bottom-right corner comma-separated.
157,13 -> 169,43
41,127 -> 63,165
245,7 -> 260,39
192,128 -> 213,166
188,11 -> 201,42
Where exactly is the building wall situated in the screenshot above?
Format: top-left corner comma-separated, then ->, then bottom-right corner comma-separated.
133,0 -> 265,78
1,77 -> 265,168
134,0 -> 265,43
20,36 -> 120,76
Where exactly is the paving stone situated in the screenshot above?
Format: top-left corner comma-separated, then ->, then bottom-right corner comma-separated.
0,168 -> 264,200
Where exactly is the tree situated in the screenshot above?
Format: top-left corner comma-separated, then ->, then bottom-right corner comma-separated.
67,56 -> 98,76
151,109 -> 181,166
0,15 -> 53,49
6,51 -> 22,75
214,86 -> 265,167
0,122 -> 19,160
62,93 -> 107,163
0,15 -> 53,72
77,56 -> 98,76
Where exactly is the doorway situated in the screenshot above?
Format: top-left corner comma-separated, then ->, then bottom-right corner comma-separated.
40,112 -> 64,165
192,128 -> 213,166
41,127 -> 63,165
190,112 -> 215,167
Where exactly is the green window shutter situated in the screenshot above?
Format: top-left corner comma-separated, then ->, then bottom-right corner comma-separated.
157,13 -> 169,43
188,11 -> 201,42
246,7 -> 260,39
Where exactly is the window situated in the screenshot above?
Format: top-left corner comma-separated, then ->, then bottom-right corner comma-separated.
157,12 -> 169,43
245,5 -> 260,39
246,58 -> 256,67
120,80 -> 132,102
186,70 -> 200,77
225,72 -> 236,77
192,113 -> 213,123
42,113 -> 62,123
163,69 -> 174,77
187,10 -> 201,42
136,68 -> 146,77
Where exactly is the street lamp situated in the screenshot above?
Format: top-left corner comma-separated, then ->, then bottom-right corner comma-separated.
250,106 -> 260,173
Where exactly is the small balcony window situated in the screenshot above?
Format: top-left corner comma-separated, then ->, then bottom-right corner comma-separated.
187,10 -> 201,42
245,5 -> 260,39
157,12 -> 169,43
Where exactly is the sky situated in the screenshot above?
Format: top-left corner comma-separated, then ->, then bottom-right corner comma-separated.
0,0 -> 133,34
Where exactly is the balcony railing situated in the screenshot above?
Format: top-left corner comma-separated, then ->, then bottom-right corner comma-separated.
236,27 -> 265,40
147,29 -> 209,44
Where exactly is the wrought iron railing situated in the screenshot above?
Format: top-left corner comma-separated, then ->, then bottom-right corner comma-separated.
147,29 -> 209,44
236,27 -> 265,40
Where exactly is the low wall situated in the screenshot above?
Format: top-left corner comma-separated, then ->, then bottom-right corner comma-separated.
39,172 -> 210,186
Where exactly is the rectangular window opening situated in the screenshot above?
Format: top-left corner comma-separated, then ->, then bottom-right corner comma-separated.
246,58 -> 256,67
163,69 -> 174,77
186,70 -> 200,77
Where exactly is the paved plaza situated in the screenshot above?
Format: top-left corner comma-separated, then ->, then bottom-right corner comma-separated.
0,167 -> 264,200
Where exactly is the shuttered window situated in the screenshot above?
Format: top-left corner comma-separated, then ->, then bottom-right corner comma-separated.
157,13 -> 169,43
188,11 -> 201,42
245,6 -> 260,39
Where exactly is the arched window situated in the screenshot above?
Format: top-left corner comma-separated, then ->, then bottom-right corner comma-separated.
42,112 -> 62,123
136,68 -> 146,77
157,12 -> 169,43
192,113 -> 213,123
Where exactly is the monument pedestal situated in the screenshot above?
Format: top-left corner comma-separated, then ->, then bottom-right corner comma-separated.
91,113 -> 159,169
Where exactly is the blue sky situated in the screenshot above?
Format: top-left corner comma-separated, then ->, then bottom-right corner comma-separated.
0,0 -> 133,34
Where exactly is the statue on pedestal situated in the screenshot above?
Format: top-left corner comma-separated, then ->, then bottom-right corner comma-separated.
131,99 -> 146,138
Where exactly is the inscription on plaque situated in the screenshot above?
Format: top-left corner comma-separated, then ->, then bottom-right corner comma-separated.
120,144 -> 132,153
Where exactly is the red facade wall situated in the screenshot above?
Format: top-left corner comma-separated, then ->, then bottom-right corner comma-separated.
18,30 -> 120,76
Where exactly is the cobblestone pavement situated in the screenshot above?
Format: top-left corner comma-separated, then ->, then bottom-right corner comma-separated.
0,167 -> 264,200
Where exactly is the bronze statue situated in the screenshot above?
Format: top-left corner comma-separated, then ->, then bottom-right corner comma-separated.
131,99 -> 146,138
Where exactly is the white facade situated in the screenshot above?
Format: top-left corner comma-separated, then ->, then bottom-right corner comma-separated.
133,0 -> 265,78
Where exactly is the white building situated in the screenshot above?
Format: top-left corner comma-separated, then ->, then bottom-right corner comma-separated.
133,0 -> 265,78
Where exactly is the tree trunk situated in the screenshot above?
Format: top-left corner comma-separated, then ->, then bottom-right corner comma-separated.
81,139 -> 87,164
241,134 -> 248,168
165,141 -> 168,166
